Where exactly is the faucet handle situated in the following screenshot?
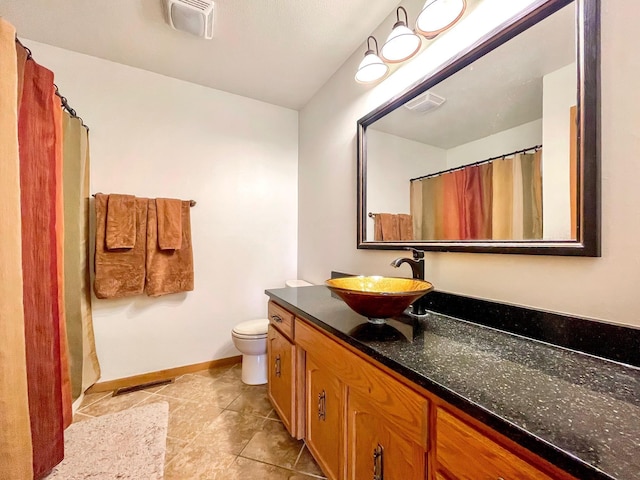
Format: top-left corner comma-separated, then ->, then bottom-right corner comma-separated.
405,247 -> 424,260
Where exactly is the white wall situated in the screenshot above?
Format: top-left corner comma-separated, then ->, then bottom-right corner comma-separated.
366,129 -> 446,240
445,119 -> 541,169
26,41 -> 299,381
542,63 -> 577,239
299,0 -> 640,328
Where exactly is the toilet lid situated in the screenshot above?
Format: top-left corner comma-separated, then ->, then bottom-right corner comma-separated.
233,319 -> 269,336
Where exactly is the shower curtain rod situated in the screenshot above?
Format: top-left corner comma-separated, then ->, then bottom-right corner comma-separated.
15,37 -> 90,131
409,144 -> 542,183
91,194 -> 197,207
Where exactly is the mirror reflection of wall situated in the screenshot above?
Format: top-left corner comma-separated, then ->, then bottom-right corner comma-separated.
365,2 -> 577,243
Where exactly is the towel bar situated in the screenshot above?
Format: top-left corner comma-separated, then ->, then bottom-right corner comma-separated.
91,194 -> 196,207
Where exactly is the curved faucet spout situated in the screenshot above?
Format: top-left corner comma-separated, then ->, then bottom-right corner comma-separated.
390,257 -> 423,280
390,250 -> 427,315
390,248 -> 425,280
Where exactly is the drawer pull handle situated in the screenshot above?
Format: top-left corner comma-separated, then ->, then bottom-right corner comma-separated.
373,444 -> 383,480
275,355 -> 281,377
317,390 -> 326,420
271,314 -> 283,323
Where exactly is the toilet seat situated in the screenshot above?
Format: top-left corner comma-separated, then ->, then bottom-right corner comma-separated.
232,332 -> 267,340
232,318 -> 269,337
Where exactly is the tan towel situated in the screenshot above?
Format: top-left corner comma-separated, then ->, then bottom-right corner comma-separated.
398,214 -> 414,241
379,213 -> 399,241
94,194 -> 148,299
156,198 -> 182,250
145,199 -> 194,297
105,194 -> 136,249
374,215 -> 383,241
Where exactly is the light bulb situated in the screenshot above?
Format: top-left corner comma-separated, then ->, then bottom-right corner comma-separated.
381,25 -> 422,63
355,52 -> 389,83
416,0 -> 466,38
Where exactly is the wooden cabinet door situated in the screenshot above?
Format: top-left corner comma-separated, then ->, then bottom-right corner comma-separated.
267,324 -> 296,436
434,407 -> 558,480
347,389 -> 426,480
305,354 -> 344,480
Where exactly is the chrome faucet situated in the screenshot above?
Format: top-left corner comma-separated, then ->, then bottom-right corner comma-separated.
390,249 -> 427,315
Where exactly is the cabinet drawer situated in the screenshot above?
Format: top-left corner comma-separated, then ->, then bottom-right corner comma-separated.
435,407 -> 555,480
268,301 -> 294,340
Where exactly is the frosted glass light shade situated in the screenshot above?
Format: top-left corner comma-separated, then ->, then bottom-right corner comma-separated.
381,25 -> 422,63
416,0 -> 466,38
355,53 -> 389,84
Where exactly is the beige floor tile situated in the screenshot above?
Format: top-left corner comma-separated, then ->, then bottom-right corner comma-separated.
288,475 -> 326,480
78,390 -> 152,416
266,408 -> 278,419
219,364 -> 243,382
137,393 -> 194,413
192,364 -> 235,381
226,384 -> 273,417
190,409 -> 265,456
240,416 -> 304,469
155,373 -> 244,408
294,446 -> 326,477
71,412 -> 94,423
164,443 -> 236,480
224,456 -> 293,480
165,436 -> 189,464
77,391 -> 111,410
166,402 -> 223,442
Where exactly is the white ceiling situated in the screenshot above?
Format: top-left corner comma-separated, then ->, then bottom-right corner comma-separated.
0,0 -> 401,109
370,2 -> 575,149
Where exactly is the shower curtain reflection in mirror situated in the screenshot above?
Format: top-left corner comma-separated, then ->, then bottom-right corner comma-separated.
409,151 -> 543,241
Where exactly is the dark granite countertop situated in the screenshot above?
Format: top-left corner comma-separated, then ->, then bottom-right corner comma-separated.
265,285 -> 640,480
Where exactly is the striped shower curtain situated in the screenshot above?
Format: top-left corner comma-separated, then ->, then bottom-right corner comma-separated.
0,18 -> 100,479
411,152 -> 542,241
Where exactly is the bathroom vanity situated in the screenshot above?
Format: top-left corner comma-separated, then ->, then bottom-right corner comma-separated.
265,285 -> 640,480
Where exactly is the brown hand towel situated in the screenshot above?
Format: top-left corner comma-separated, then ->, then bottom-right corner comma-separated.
105,194 -> 136,249
156,198 -> 182,250
398,214 -> 414,241
379,213 -> 399,241
145,199 -> 194,297
374,214 -> 383,241
94,194 -> 148,299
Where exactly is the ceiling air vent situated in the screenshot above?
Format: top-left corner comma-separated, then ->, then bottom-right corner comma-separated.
164,0 -> 214,39
404,91 -> 446,114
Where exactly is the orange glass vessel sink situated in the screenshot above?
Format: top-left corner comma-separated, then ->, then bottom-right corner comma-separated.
325,276 -> 433,323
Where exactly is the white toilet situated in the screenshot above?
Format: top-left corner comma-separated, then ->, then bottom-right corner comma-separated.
232,318 -> 270,385
231,279 -> 312,385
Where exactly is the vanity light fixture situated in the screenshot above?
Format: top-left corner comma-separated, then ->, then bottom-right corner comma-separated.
415,0 -> 466,39
381,7 -> 422,63
355,36 -> 389,84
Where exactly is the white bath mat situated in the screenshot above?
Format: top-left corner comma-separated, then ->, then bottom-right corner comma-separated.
45,401 -> 169,480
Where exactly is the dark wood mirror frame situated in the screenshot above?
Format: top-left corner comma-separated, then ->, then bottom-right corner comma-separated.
357,0 -> 600,256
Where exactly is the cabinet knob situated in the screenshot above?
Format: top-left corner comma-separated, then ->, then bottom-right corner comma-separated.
275,354 -> 281,377
317,390 -> 326,420
373,444 -> 384,480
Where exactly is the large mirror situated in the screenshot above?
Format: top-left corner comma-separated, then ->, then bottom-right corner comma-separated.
357,0 -> 600,256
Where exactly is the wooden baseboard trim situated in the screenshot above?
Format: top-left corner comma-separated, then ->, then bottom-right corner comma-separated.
86,355 -> 242,394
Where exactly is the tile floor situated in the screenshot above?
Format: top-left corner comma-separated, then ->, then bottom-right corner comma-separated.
75,364 -> 327,479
